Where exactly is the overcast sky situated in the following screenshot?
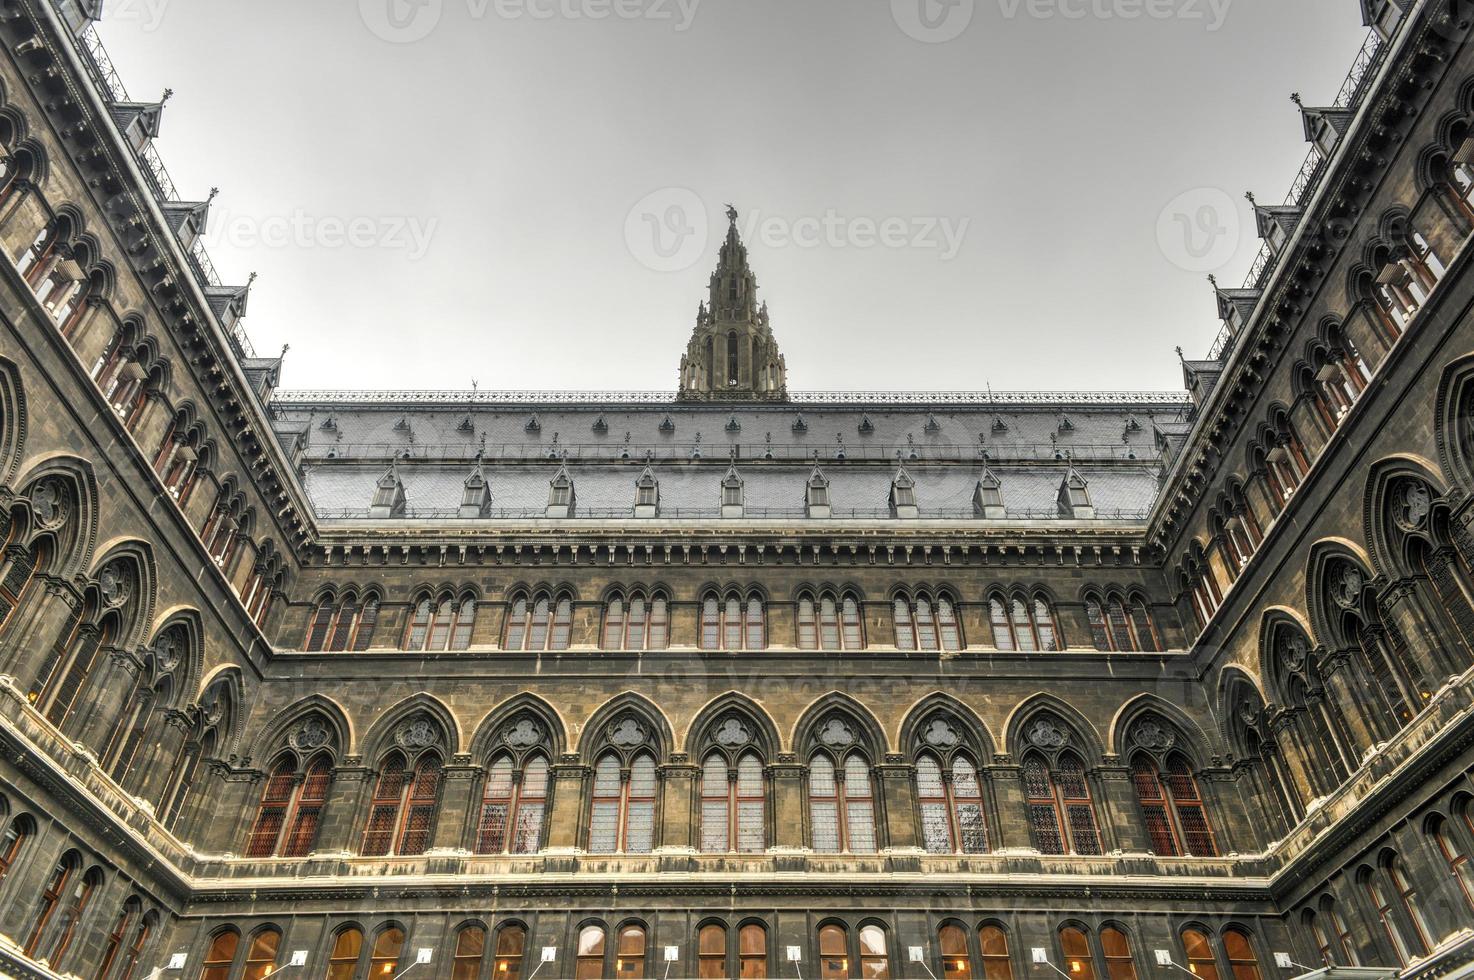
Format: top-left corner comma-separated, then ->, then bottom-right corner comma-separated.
97,0 -> 1368,394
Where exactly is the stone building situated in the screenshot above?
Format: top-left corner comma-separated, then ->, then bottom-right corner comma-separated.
0,1 -> 1471,978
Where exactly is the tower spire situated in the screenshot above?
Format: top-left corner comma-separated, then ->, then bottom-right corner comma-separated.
677,203 -> 789,402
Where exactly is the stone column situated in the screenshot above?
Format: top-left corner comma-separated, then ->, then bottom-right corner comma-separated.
182,475 -> 219,532
876,754 -> 918,851
1287,709 -> 1334,797
432,755 -> 480,852
0,576 -> 81,674
658,754 -> 697,851
1319,649 -> 1383,754
670,600 -> 699,651
1091,759 -> 1144,853
63,296 -> 113,363
1243,473 -> 1279,535
1267,709 -> 1315,809
768,754 -> 807,850
984,756 -> 1024,850
1379,578 -> 1458,686
206,767 -> 265,855
1290,397 -> 1330,455
72,648 -> 139,754
1449,497 -> 1474,570
313,759 -> 373,855
545,754 -> 589,852
1199,766 -> 1251,854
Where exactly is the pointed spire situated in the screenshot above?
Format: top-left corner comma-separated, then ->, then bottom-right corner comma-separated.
369,461 -> 407,519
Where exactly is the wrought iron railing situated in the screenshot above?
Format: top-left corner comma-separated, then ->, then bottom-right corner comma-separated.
73,22 -> 255,359
277,389 -> 1191,407
306,440 -> 1161,464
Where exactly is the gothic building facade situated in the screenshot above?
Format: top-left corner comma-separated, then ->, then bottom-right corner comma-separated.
0,1 -> 1472,978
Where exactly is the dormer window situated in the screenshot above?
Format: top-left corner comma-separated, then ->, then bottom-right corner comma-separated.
806,466 -> 831,518
721,466 -> 744,517
890,467 -> 918,518
547,466 -> 575,517
634,467 -> 659,517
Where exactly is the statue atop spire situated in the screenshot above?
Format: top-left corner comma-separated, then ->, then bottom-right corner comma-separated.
678,204 -> 789,402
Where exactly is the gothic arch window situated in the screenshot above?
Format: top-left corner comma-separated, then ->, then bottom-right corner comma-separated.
105,622 -> 188,788
308,591 -> 381,652
1124,713 -> 1216,857
24,850 -> 80,957
1361,856 -> 1431,964
1018,714 -> 1100,855
1227,681 -> 1303,831
575,924 -> 608,980
1100,926 -> 1137,980
1268,620 -> 1355,784
475,715 -> 553,854
602,589 -> 670,651
43,864 -> 101,968
1435,803 -> 1474,908
979,925 -> 1013,980
699,590 -> 765,650
1322,557 -> 1423,728
911,711 -> 990,854
241,927 -> 281,980
1315,897 -> 1356,966
370,925 -> 406,977
325,926 -> 364,980
244,749 -> 334,858
361,716 -> 445,856
1438,124 -> 1474,222
198,929 -> 240,980
810,747 -> 877,854
1382,476 -> 1474,654
696,708 -> 767,853
1085,591 -> 1159,652
0,812 -> 32,885
97,897 -> 144,980
452,924 -> 487,980
1059,927 -> 1097,980
0,516 -> 43,635
158,678 -> 236,833
200,495 -> 242,569
798,590 -> 864,650
153,414 -> 204,504
504,590 -> 572,652
895,589 -> 962,651
988,591 -> 1059,651
1180,929 -> 1219,980
406,589 -> 477,652
495,923 -> 528,980
587,713 -> 662,854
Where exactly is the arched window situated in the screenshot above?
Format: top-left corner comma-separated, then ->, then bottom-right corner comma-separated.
475,754 -> 549,854
989,593 -> 1059,651
798,591 -> 865,651
505,592 -> 571,651
115,907 -> 154,980
916,755 -> 988,854
370,926 -> 405,977
361,750 -> 442,856
326,927 -> 364,980
241,927 -> 281,980
244,756 -> 296,857
1223,929 -> 1261,980
699,923 -> 727,979
818,924 -> 848,980
739,923 -> 767,978
25,852 -> 77,956
1317,899 -> 1356,966
1100,927 -> 1136,980
810,753 -> 876,853
452,925 -> 486,980
617,924 -> 647,978
700,591 -> 765,650
1022,750 -> 1101,855
1087,593 -> 1159,652
700,752 -> 765,853
407,592 -> 477,652
0,815 -> 30,883
1181,930 -> 1218,980
198,930 -> 240,980
940,924 -> 971,979
46,866 -> 100,966
576,925 -> 607,980
979,926 -> 1013,980
1059,927 -> 1096,980
1379,856 -> 1431,959
603,591 -> 670,651
859,925 -> 890,979
495,924 -> 527,980
1433,812 -> 1474,909
97,899 -> 140,980
589,752 -> 658,854
895,591 -> 962,651
1130,751 -> 1216,857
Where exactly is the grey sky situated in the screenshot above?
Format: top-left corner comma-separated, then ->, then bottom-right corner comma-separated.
98,0 -> 1368,394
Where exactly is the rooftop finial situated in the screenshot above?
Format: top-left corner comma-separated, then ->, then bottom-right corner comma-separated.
725,203 -> 738,225
1207,273 -> 1218,289
161,87 -> 174,104
1290,91 -> 1303,108
207,186 -> 220,203
1244,190 -> 1257,206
